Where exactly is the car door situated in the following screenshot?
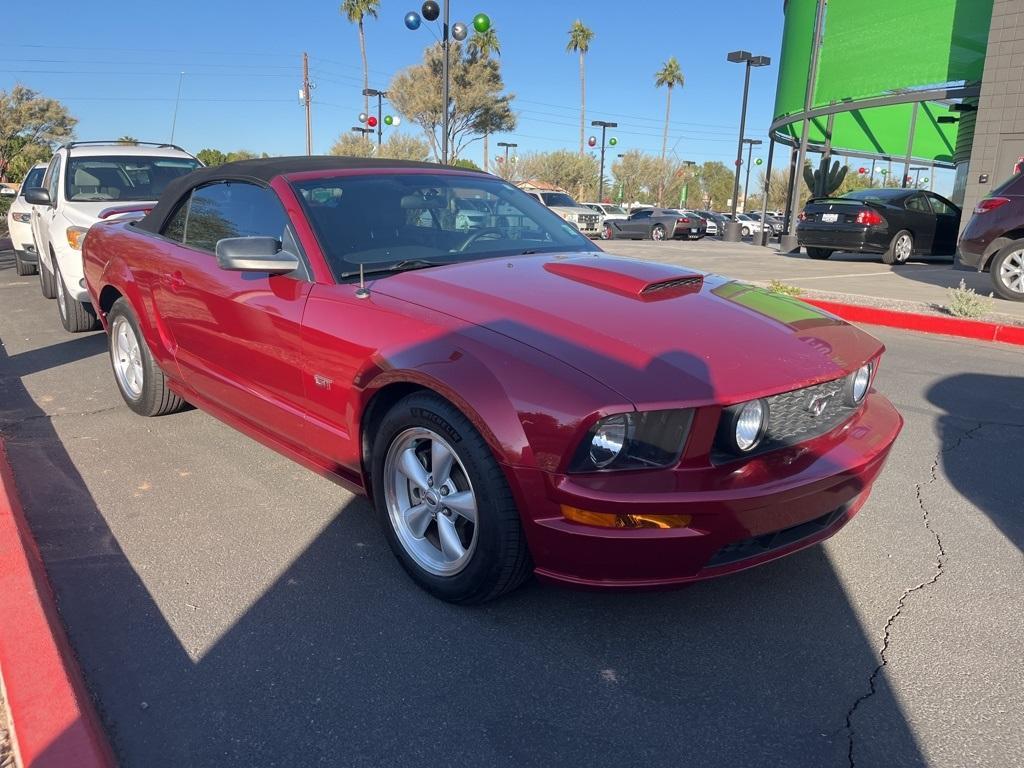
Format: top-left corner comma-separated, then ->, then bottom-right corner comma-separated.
153,180 -> 312,446
925,193 -> 961,255
32,154 -> 61,270
622,209 -> 652,236
903,194 -> 937,253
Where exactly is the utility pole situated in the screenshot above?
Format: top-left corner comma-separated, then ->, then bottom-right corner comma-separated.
363,88 -> 388,147
170,71 -> 185,144
441,2 -> 451,164
301,52 -> 313,156
742,138 -> 762,213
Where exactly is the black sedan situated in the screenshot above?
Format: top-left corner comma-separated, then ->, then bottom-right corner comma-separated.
604,208 -> 706,241
797,188 -> 961,264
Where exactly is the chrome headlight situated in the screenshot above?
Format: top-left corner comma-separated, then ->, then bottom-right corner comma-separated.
847,363 -> 872,404
717,399 -> 768,454
571,410 -> 694,472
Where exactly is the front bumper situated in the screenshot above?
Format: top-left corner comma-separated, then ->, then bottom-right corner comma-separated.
510,391 -> 902,588
797,224 -> 890,253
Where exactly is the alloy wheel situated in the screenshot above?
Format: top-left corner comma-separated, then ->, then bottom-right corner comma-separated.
999,250 -> 1024,294
652,226 -> 665,241
895,234 -> 913,262
111,315 -> 145,399
384,427 -> 478,577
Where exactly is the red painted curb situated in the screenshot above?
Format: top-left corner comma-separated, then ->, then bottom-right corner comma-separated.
803,298 -> 1024,347
0,439 -> 117,768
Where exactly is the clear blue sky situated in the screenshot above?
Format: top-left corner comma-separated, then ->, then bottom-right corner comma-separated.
6,0 -> 785,168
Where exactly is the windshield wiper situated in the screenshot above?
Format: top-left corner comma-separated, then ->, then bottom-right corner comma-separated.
341,259 -> 447,279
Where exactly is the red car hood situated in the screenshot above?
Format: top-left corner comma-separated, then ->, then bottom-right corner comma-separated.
372,253 -> 883,408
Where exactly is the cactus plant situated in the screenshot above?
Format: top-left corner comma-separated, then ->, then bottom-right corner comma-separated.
803,156 -> 848,199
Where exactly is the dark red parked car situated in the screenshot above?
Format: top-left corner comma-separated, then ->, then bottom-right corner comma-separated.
958,170 -> 1024,301
82,157 -> 902,603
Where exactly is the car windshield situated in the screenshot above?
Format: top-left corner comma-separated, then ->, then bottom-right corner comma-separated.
843,189 -> 904,205
19,167 -> 45,195
604,205 -> 626,215
736,214 -> 753,221
291,173 -> 593,280
65,155 -> 201,202
540,192 -> 579,207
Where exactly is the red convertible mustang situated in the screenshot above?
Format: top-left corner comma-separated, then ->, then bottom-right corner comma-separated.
83,157 -> 902,603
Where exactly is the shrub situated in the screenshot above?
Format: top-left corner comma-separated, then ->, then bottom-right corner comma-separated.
767,279 -> 803,297
944,279 -> 993,319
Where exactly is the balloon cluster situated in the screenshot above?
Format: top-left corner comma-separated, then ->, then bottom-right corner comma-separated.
405,1 -> 490,40
587,136 -> 619,148
358,113 -> 400,128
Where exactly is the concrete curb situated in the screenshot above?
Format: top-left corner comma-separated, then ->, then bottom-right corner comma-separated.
0,439 -> 116,768
803,298 -> 1024,347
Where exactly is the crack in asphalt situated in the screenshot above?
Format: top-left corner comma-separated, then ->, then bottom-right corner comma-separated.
843,421 -> 988,768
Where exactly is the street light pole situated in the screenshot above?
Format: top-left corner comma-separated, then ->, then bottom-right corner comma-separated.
170,71 -> 185,144
591,120 -> 617,202
742,138 -> 762,213
497,140 -> 517,165
363,88 -> 388,147
724,51 -> 770,241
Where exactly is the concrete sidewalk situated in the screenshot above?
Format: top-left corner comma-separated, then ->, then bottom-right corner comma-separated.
602,238 -> 1024,323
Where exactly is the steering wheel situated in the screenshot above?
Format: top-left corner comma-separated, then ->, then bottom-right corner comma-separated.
457,227 -> 505,252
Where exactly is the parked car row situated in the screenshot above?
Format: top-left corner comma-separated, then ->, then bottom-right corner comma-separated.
8,148 -> 902,602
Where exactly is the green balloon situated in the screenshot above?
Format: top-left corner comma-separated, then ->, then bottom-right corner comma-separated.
609,137 -> 618,146
755,158 -> 763,165
384,115 -> 394,125
473,13 -> 490,32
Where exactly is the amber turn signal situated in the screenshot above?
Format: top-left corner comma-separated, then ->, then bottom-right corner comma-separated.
66,226 -> 89,251
561,505 -> 692,529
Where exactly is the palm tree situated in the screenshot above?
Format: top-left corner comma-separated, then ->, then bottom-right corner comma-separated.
341,0 -> 380,121
566,21 -> 594,155
117,135 -> 138,145
655,56 -> 685,204
468,27 -> 501,170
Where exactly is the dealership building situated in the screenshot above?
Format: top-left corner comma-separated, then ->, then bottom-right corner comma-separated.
772,0 -> 1023,234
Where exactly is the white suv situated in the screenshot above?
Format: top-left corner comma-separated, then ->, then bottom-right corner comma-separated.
6,163 -> 47,276
523,190 -> 602,238
27,141 -> 201,331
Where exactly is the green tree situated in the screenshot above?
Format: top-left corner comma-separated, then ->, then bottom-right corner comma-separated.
225,149 -> 260,163
389,41 -> 516,163
379,133 -> 431,161
117,135 -> 138,145
696,161 -> 734,210
654,57 -> 685,204
341,0 -> 380,121
453,158 -> 483,172
518,150 -> 599,202
329,132 -> 373,157
467,25 -> 501,171
196,148 -> 227,166
0,86 -> 76,182
565,21 -> 594,155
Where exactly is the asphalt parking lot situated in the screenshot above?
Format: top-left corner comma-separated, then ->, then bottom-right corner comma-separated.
1,247 -> 1021,768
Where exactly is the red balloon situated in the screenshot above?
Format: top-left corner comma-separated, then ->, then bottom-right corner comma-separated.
367,116 -> 378,127
588,136 -> 597,147
858,167 -> 867,174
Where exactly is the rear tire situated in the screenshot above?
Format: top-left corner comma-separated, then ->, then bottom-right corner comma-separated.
15,252 -> 37,276
651,224 -> 666,241
989,241 -> 1024,301
883,230 -> 913,265
741,226 -> 751,237
39,254 -> 57,299
55,262 -> 100,333
371,392 -> 532,604
806,247 -> 833,260
107,298 -> 187,416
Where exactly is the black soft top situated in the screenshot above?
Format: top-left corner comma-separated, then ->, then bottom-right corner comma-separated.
135,155 -> 465,234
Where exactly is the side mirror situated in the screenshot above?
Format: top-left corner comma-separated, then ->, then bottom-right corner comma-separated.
24,187 -> 51,206
215,237 -> 299,274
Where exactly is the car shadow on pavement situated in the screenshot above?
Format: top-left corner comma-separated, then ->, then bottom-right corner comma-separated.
0,306 -> 928,768
926,373 -> 1024,552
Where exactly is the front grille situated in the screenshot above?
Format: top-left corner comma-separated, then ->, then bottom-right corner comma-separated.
579,214 -> 599,228
712,374 -> 859,463
704,504 -> 850,568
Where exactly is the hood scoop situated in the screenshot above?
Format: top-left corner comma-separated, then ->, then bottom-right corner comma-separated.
543,256 -> 704,301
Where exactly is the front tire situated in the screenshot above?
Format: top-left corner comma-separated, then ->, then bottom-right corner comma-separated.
741,226 -> 751,237
651,224 -> 666,241
806,247 -> 833,260
55,262 -> 100,333
371,392 -> 531,604
15,252 -> 37,276
883,230 -> 913,265
107,298 -> 187,416
990,241 -> 1024,301
601,223 -> 614,240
